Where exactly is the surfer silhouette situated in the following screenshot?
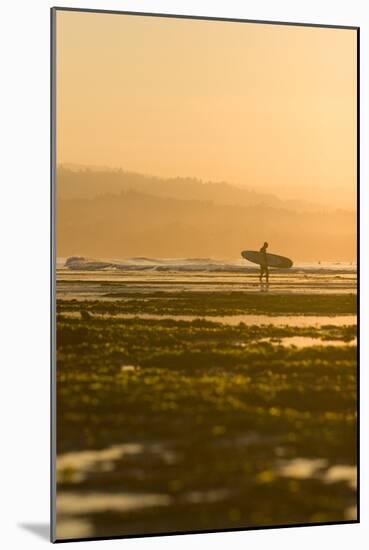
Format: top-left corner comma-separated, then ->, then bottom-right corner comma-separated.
259,242 -> 269,284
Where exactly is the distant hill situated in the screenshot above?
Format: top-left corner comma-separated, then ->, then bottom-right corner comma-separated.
56,170 -> 356,261
56,165 -> 330,213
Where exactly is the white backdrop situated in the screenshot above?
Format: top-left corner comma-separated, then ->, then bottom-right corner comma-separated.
0,0 -> 367,548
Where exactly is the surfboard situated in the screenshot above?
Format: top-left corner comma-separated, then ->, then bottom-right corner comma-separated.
241,250 -> 293,268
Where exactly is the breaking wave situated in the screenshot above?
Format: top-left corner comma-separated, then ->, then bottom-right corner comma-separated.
62,256 -> 356,274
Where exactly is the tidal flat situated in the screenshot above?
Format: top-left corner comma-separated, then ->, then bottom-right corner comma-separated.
55,283 -> 357,540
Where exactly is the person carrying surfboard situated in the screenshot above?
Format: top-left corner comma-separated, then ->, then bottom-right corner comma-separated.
259,242 -> 269,283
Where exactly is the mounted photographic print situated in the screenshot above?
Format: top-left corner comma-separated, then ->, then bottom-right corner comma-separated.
51,7 -> 359,542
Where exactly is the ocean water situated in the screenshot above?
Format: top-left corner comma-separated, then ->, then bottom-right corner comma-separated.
55,256 -> 356,298
57,256 -> 356,274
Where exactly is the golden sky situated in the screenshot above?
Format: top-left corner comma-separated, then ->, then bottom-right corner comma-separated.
56,10 -> 357,208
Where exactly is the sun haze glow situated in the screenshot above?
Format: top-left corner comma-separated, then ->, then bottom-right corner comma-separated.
56,11 -> 356,209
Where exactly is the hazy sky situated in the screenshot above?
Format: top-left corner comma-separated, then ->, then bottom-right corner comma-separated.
56,11 -> 357,208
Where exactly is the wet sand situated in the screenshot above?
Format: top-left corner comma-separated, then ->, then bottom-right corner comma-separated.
56,269 -> 357,299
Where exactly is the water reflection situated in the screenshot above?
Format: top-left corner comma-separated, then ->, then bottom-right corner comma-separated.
60,310 -> 356,328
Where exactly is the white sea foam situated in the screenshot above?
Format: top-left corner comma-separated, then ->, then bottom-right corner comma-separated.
62,256 -> 356,274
